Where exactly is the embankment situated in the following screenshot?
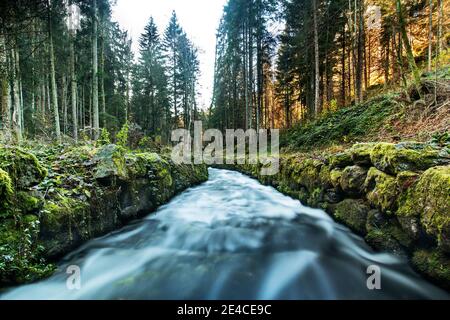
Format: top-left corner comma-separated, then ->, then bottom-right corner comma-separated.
222,141 -> 450,289
0,144 -> 208,286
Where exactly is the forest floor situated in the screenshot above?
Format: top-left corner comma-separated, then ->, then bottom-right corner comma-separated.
281,65 -> 450,157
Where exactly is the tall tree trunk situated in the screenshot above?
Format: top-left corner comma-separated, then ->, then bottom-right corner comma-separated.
356,0 -> 364,103
11,44 -> 22,142
70,33 -> 78,141
313,0 -> 321,116
92,0 -> 99,139
100,21 -> 106,128
396,0 -> 421,87
437,0 -> 443,55
48,2 -> 61,141
1,35 -> 11,139
428,0 -> 433,71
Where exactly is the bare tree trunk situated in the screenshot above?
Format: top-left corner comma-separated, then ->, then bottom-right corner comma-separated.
48,2 -> 61,141
11,45 -> 22,142
70,34 -> 78,141
100,20 -> 106,128
1,35 -> 11,139
396,0 -> 421,87
313,0 -> 321,116
437,0 -> 443,55
92,0 -> 99,139
428,0 -> 433,71
356,0 -> 364,103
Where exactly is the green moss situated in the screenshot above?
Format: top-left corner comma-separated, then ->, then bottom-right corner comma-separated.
370,142 -> 447,175
365,229 -> 406,256
396,171 -> 420,191
334,199 -> 370,235
349,143 -> 375,166
281,93 -> 397,150
412,250 -> 450,289
340,165 -> 367,196
0,216 -> 55,286
40,196 -> 89,231
17,192 -> 42,214
93,144 -> 128,182
397,166 -> 450,252
329,152 -> 352,169
364,167 -> 398,214
308,188 -> 324,207
330,169 -> 343,189
0,147 -> 47,189
0,168 -> 13,217
318,165 -> 332,189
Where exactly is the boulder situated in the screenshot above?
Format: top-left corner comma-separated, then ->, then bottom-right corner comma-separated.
0,169 -> 13,217
0,147 -> 47,189
370,142 -> 449,175
349,143 -> 375,166
340,165 -> 368,196
397,166 -> 450,252
364,167 -> 398,214
333,199 -> 370,235
329,152 -> 353,169
93,145 -> 128,183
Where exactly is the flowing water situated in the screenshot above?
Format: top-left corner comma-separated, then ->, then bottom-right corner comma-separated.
1,169 -> 448,300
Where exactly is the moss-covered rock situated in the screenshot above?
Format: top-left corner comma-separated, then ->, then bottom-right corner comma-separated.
318,165 -> 332,189
39,195 -> 91,257
349,143 -> 375,166
397,166 -> 450,252
330,169 -> 343,189
412,250 -> 450,290
0,216 -> 54,285
396,171 -> 420,191
370,142 -> 449,175
16,191 -> 43,214
365,230 -> 407,257
340,165 -> 367,196
0,168 -> 13,217
0,147 -> 47,189
329,152 -> 353,169
93,144 -> 128,183
364,167 -> 398,214
334,199 -> 370,235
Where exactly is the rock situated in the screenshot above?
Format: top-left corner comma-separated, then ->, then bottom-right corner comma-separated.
330,169 -> 343,189
333,199 -> 370,235
329,152 -> 353,169
39,197 -> 91,258
0,147 -> 47,189
397,166 -> 450,252
365,230 -> 407,257
16,191 -> 43,214
412,250 -> 450,290
365,209 -> 388,232
287,158 -> 322,192
364,167 -> 398,214
397,215 -> 422,242
324,189 -> 342,204
93,144 -> 128,183
396,171 -> 420,191
340,165 -> 368,196
0,169 -> 13,217
318,165 -> 333,189
349,143 -> 375,166
370,142 -> 449,175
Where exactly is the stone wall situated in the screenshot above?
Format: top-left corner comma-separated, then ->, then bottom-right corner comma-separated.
0,145 -> 208,286
224,141 -> 450,289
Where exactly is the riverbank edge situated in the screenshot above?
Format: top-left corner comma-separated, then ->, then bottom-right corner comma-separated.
215,141 -> 450,290
0,144 -> 208,287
